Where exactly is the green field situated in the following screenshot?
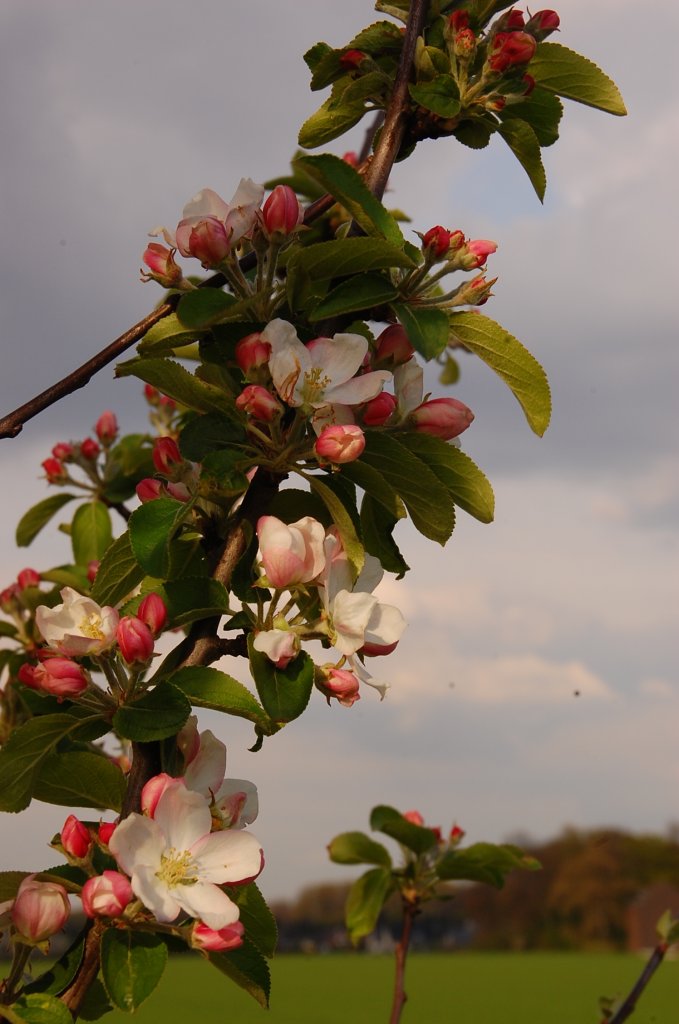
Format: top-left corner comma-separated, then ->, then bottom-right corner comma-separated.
100,952 -> 678,1023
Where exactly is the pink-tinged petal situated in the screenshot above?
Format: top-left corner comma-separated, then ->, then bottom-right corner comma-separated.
325,370 -> 391,408
331,590 -> 378,655
174,882 -> 240,931
131,865 -> 182,923
224,178 -> 265,242
394,358 -> 424,416
214,779 -> 259,828
109,815 -> 164,876
267,331 -> 310,405
365,602 -> 407,647
181,188 -> 231,222
306,334 -> 367,388
193,829 -> 263,884
350,656 -> 390,699
154,784 -> 212,852
184,730 -> 227,797
252,628 -> 299,668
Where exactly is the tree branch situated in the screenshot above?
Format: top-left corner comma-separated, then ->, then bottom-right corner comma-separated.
606,942 -> 669,1024
389,898 -> 419,1024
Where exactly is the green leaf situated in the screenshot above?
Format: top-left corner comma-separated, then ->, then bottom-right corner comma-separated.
530,41 -> 626,116
453,118 -> 494,149
179,413 -> 246,460
170,666 -> 271,732
200,450 -> 251,494
295,154 -> 404,245
247,637 -> 314,725
341,460 -> 406,521
160,578 -> 231,627
16,494 -> 78,547
176,289 -> 238,329
0,871 -> 30,901
91,531 -> 144,607
12,993 -> 74,1024
224,883 -> 277,959
436,841 -> 541,887
299,97 -> 367,149
448,311 -> 551,436
23,930 -> 86,997
116,357 -> 236,416
71,501 -> 113,566
309,273 -> 398,321
294,237 -> 415,280
345,867 -> 393,945
361,494 -> 409,578
304,40 -> 333,77
392,303 -> 449,359
33,751 -> 125,811
208,938 -> 270,1009
496,119 -> 546,201
374,0 -> 409,22
138,312 -> 202,355
499,86 -> 563,147
101,929 -> 168,1013
360,433 -> 454,544
370,804 -> 440,854
113,682 -> 191,742
350,21 -> 404,54
400,433 -> 495,524
307,474 -> 364,578
128,498 -> 186,578
328,831 -> 393,867
409,76 -> 461,118
0,714 -> 107,813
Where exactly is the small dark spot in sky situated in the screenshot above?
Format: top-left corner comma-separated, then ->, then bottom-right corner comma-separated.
59,239 -> 67,247
573,690 -> 580,697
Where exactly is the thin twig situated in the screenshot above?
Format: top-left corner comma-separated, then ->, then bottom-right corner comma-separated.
605,942 -> 669,1024
389,899 -> 419,1024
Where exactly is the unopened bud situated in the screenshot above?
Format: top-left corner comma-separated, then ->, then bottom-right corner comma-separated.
98,821 -> 117,846
362,392 -> 397,427
191,921 -> 244,952
526,10 -> 560,41
136,477 -> 165,503
137,593 -> 167,636
81,871 -> 133,918
317,667 -> 361,707
61,815 -> 92,860
152,436 -> 182,475
488,31 -> 537,72
235,384 -> 283,422
17,568 -> 41,590
11,876 -> 70,944
179,217 -> 231,268
141,243 -> 183,288
51,443 -> 73,461
374,325 -> 415,368
94,410 -> 118,446
42,458 -> 67,484
235,333 -> 272,377
19,658 -> 88,699
340,49 -> 367,70
117,616 -> 154,663
262,185 -> 303,237
410,397 -> 474,440
80,438 -> 100,461
403,809 -> 425,827
315,424 -> 365,465
454,28 -> 477,61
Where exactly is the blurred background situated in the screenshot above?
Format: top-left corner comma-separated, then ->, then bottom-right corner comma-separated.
0,0 -> 677,902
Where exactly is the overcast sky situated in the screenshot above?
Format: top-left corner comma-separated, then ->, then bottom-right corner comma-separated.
0,1 -> 677,900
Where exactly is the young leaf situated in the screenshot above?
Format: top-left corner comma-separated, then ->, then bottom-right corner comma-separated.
306,474 -> 364,578
179,412 -> 246,460
409,76 -> 461,118
295,154 -> 404,245
101,929 -> 168,1013
247,638 -> 314,725
497,119 -> 546,202
16,494 -> 77,548
12,993 -> 74,1024
436,841 -> 541,887
71,501 -> 113,566
308,274 -> 398,321
208,938 -> 271,1009
530,41 -> 627,116
328,831 -> 393,868
299,97 -> 367,149
170,666 -> 271,733
113,682 -> 191,742
128,498 -> 187,578
33,751 -> 126,812
392,303 -> 449,359
116,357 -> 236,416
448,310 -> 551,436
138,312 -> 202,355
23,930 -> 87,997
400,433 -> 494,524
223,883 -> 277,959
91,531 -> 145,607
294,237 -> 415,279
158,578 -> 231,627
345,867 -> 394,945
370,804 -> 440,854
177,289 -> 238,329
499,86 -> 563,147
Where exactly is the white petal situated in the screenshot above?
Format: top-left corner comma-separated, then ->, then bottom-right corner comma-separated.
194,829 -> 263,884
331,590 -> 377,656
184,730 -> 227,797
181,188 -> 230,221
355,553 -> 384,594
306,334 -> 366,387
154,783 -> 212,852
132,865 -> 182,923
109,815 -> 164,876
394,358 -> 424,416
175,882 -> 240,931
325,370 -> 391,408
365,602 -> 407,646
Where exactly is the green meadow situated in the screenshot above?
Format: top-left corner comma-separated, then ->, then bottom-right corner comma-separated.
101,952 -> 678,1023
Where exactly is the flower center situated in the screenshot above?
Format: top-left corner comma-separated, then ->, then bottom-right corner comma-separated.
300,366 -> 331,405
157,848 -> 197,888
78,612 -> 105,640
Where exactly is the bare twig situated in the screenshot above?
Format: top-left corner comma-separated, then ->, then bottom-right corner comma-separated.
389,898 -> 419,1024
605,942 -> 669,1024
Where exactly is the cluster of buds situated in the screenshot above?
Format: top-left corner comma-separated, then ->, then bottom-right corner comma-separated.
41,411 -> 119,487
136,435 -> 194,503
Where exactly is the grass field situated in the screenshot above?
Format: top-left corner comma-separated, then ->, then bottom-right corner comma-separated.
100,952 -> 678,1023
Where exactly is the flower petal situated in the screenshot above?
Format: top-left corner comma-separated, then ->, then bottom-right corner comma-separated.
131,865 -> 182,923
109,815 -> 164,876
174,882 -> 240,931
154,784 -> 212,852
193,829 -> 263,885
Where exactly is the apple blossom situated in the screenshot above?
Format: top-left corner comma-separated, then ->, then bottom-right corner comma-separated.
109,780 -> 262,929
10,876 -> 70,944
94,410 -> 118,445
18,657 -> 88,698
253,627 -> 300,669
17,568 -> 41,590
256,515 -> 325,589
317,667 -> 361,708
160,180 -> 264,261
141,242 -> 183,288
81,871 -> 133,918
35,587 -> 119,657
117,615 -> 154,663
61,815 -> 92,859
315,424 -> 365,464
191,920 -> 245,952
235,384 -> 283,422
182,730 -> 259,830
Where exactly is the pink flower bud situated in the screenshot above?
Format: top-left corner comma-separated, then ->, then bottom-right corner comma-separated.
318,668 -> 361,708
422,225 -> 453,257
11,876 -> 70,943
235,333 -> 272,376
410,397 -> 474,440
19,658 -> 88,699
361,391 -> 397,427
374,325 -> 415,368
117,616 -> 154,663
315,424 -> 365,465
51,442 -> 73,461
81,871 -> 133,918
526,10 -> 560,40
179,217 -> 231,267
454,28 -> 476,60
87,561 -> 100,584
144,384 -> 161,404
342,151 -> 359,167
235,384 -> 283,422
94,410 -> 118,445
449,11 -> 469,31
137,593 -> 167,636
463,238 -> 498,269
166,481 -> 191,502
262,185 -> 304,237
80,438 -> 100,461
0,584 -> 19,612
449,824 -> 465,845
403,810 -> 425,827
495,9 -> 526,31
42,458 -> 67,484
136,478 -> 164,503
191,920 -> 245,952
98,821 -> 117,846
152,436 -> 182,475
141,773 -> 180,818
61,815 -> 92,859
464,274 -> 495,306
340,49 -> 367,69
141,243 -> 183,288
488,31 -> 537,72
17,568 -> 41,590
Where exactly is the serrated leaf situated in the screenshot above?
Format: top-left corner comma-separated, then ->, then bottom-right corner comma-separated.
295,154 -> 404,245
436,842 -> 541,887
16,494 -> 78,547
128,498 -> 187,578
499,86 -> 563,147
208,938 -> 270,1008
350,21 -> 404,53
0,713 -> 107,813
409,76 -> 461,118
453,118 -> 494,149
71,501 -> 113,566
176,289 -> 238,329
101,929 -> 168,1013
497,118 -> 546,201
400,433 -> 494,524
370,804 -> 440,854
12,993 -> 74,1024
307,474 -> 364,578
170,666 -> 271,732
530,41 -> 626,116
33,751 -> 125,811
346,867 -> 393,945
309,274 -> 398,321
224,883 -> 277,959
374,0 -> 409,22
113,682 -> 191,742
23,930 -> 87,997
159,578 -> 231,627
448,311 -> 551,435
247,638 -> 314,724
115,357 -> 236,416
341,460 -> 406,521
138,312 -> 201,354
91,531 -> 144,607
179,412 -> 246,460
361,494 -> 409,578
294,237 -> 415,280
328,831 -> 393,867
360,433 -> 454,544
304,40 -> 333,76
392,303 -> 449,359
299,97 -> 367,149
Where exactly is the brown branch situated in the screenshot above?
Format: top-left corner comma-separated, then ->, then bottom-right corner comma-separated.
59,919 -> 105,1019
389,898 -> 419,1024
606,942 -> 669,1024
363,0 -> 430,201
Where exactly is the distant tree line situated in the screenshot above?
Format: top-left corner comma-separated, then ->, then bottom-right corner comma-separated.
270,827 -> 679,952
